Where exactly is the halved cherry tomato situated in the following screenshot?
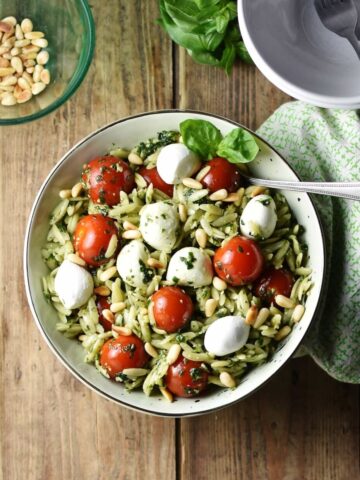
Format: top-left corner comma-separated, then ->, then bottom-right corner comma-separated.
96,296 -> 112,331
200,157 -> 243,193
254,267 -> 294,306
152,286 -> 193,333
166,355 -> 209,398
213,235 -> 264,286
73,214 -> 119,267
99,334 -> 149,379
138,166 -> 174,197
82,155 -> 135,206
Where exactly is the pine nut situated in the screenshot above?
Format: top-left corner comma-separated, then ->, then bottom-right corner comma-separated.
102,309 -> 115,323
0,57 -> 9,67
128,152 -> 143,165
36,50 -> 49,65
0,85 -> 14,92
123,220 -> 138,230
40,68 -> 50,84
0,46 -> 10,56
254,307 -> 270,329
31,81 -> 46,95
275,295 -> 296,309
94,286 -> 111,296
159,386 -> 173,402
112,325 -> 131,336
22,52 -> 37,60
178,204 -> 187,222
122,368 -> 148,377
147,257 -> 164,269
209,189 -> 228,201
105,234 -> 118,259
1,75 -> 17,86
71,182 -> 83,198
205,298 -> 218,317
110,302 -> 126,313
292,304 -> 305,323
22,44 -> 40,55
167,344 -> 181,365
26,67 -> 34,74
10,56 -> 22,73
195,228 -> 207,248
145,342 -> 158,358
245,305 -> 258,326
219,372 -> 236,388
15,89 -> 31,103
22,71 -> 33,85
1,92 -> 16,105
99,266 -> 118,282
14,39 -> 30,48
59,189 -> 72,199
0,67 -> 15,76
275,325 -> 291,341
122,229 -> 142,240
2,53 -> 11,60
223,193 -> 240,203
67,253 -> 86,267
15,24 -> 23,40
2,37 -> 16,48
24,59 -> 35,67
182,177 -> 203,189
31,38 -> 48,48
18,77 -> 31,90
251,186 -> 267,197
213,276 -> 227,291
25,31 -> 44,40
0,21 -> 13,33
195,165 -> 211,181
10,47 -> 20,56
2,17 -> 17,26
32,64 -> 43,82
21,18 -> 33,34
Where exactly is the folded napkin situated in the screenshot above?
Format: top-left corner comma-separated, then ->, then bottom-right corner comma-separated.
257,101 -> 360,383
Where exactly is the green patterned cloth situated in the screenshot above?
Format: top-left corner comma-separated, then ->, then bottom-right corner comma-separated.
257,101 -> 360,383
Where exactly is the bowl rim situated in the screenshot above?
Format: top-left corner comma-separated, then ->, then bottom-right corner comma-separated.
238,0 -> 360,109
23,109 -> 327,417
0,0 -> 95,126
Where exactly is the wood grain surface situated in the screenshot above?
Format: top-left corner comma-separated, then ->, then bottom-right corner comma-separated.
0,1 -> 358,479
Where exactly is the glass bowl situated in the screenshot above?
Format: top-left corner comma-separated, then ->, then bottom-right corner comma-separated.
0,0 -> 95,125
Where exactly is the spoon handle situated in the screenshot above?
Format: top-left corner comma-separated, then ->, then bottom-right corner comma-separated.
245,177 -> 360,201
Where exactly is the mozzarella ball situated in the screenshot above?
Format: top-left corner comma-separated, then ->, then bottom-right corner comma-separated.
240,194 -> 277,240
166,247 -> 213,287
156,143 -> 201,184
139,201 -> 180,252
204,315 -> 250,356
54,260 -> 94,310
116,240 -> 153,288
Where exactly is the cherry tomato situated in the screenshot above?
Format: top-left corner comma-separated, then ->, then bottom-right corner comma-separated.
73,214 -> 119,267
166,355 -> 209,398
201,157 -> 243,193
96,296 -> 112,331
82,155 -> 135,206
213,235 -> 264,286
138,166 -> 174,197
99,334 -> 149,379
254,267 -> 294,306
152,286 -> 193,333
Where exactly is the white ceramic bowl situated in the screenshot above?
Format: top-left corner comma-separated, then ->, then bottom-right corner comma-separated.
238,0 -> 360,109
24,111 -> 326,417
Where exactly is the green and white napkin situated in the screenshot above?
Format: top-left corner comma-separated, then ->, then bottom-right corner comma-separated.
257,101 -> 360,383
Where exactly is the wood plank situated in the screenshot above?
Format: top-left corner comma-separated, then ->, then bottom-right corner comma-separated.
176,51 -> 359,480
0,2 -> 175,479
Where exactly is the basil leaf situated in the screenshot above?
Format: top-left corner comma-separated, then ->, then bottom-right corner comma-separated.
187,49 -> 221,67
180,119 -> 223,159
164,2 -> 201,32
220,44 -> 236,75
217,128 -> 259,163
236,41 -> 253,64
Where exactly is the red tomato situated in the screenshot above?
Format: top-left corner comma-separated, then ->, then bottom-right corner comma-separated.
82,155 -> 135,206
96,296 -> 112,331
99,335 -> 149,379
213,236 -> 264,286
138,166 -> 174,197
73,214 -> 119,267
254,267 -> 294,306
152,286 -> 193,333
201,157 -> 243,193
166,355 -> 209,398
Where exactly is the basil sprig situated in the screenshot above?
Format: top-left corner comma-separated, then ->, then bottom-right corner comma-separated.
179,119 -> 259,164
158,0 -> 252,74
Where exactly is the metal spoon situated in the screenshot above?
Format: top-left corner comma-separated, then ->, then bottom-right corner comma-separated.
242,173 -> 360,201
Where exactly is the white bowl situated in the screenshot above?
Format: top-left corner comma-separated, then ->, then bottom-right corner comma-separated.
238,0 -> 360,109
24,111 -> 326,417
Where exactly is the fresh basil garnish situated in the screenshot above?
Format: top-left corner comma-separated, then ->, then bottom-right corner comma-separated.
217,127 -> 259,164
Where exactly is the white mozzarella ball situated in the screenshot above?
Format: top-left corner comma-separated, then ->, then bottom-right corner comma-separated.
204,315 -> 250,356
54,260 -> 94,310
240,194 -> 277,240
116,240 -> 153,288
166,247 -> 213,287
139,202 -> 180,252
156,143 -> 201,184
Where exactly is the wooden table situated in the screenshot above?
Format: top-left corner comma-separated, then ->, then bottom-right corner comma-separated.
1,2 -> 359,478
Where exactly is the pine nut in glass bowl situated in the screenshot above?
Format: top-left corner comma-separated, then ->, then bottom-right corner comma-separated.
24,111 -> 326,417
0,0 -> 94,125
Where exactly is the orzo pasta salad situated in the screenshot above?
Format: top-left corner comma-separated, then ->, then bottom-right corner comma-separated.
41,119 -> 312,401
